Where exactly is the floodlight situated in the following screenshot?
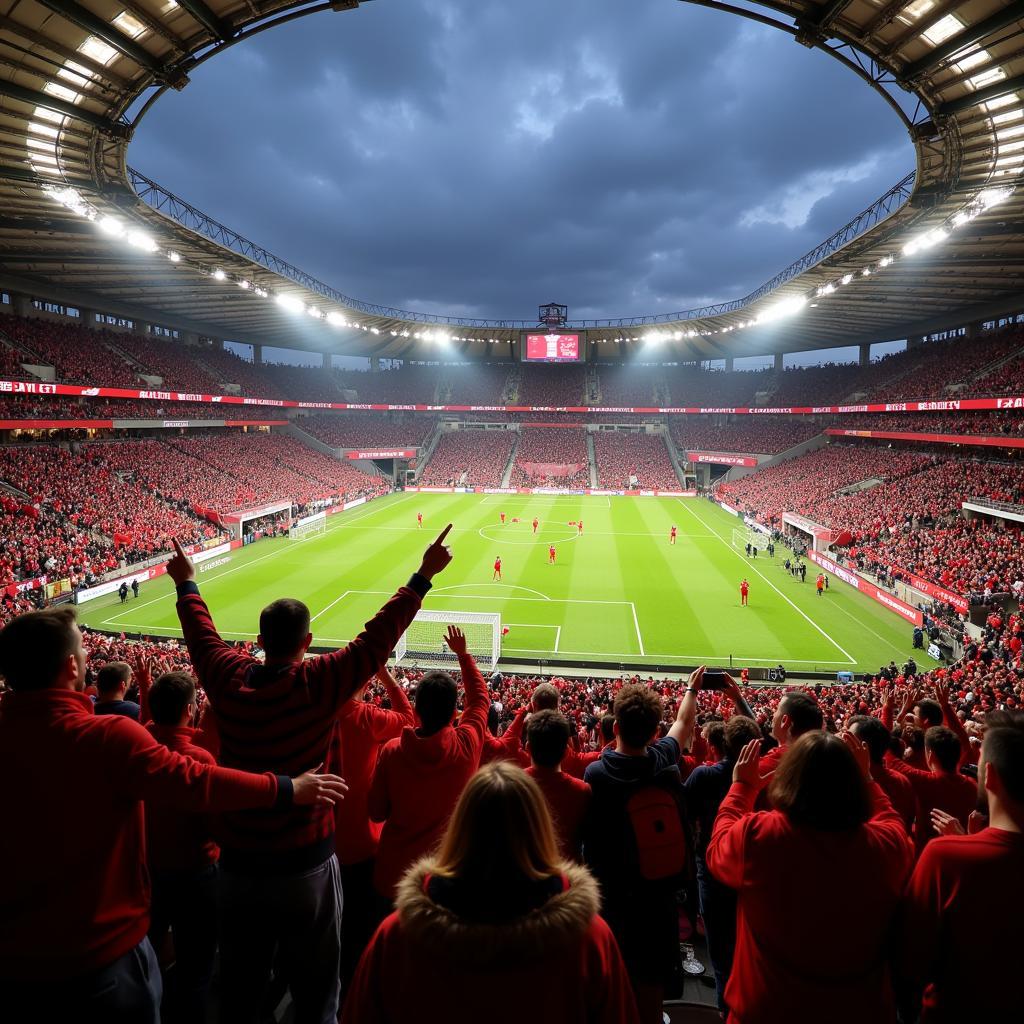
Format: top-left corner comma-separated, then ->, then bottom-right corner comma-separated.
98,216 -> 125,237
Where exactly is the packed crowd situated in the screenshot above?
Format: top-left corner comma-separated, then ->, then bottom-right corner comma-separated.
418,429 -> 515,487
514,363 -> 588,406
296,414 -> 436,449
672,416 -> 820,455
0,443 -> 218,587
718,444 -> 931,529
592,431 -> 678,489
1,526 -> 1018,1023
510,426 -> 590,488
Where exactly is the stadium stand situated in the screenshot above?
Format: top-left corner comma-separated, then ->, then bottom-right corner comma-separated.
515,363 -> 588,406
671,416 -> 822,455
294,413 -> 436,448
592,431 -> 678,489
509,426 -> 590,488
418,429 -> 514,487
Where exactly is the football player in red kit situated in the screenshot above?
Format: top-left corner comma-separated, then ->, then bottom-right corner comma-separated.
548,545 -> 556,565
417,512 -> 423,529
493,556 -> 502,581
577,520 -> 584,536
670,525 -> 677,545
740,578 -> 749,606
500,512 -> 506,525
532,517 -> 539,534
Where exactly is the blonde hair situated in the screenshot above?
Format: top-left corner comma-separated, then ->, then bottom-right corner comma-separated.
432,761 -> 563,883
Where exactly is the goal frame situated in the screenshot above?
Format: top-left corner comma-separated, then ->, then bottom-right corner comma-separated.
394,609 -> 502,673
289,511 -> 327,541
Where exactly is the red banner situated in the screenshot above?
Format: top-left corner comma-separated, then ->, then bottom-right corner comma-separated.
688,451 -> 758,466
826,428 -> 1024,449
2,377 -> 1023,416
808,550 -> 923,626
885,564 -> 970,612
345,449 -> 417,460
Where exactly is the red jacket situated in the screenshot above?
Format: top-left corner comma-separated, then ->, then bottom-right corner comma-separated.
480,707 -> 527,765
332,688 -> 415,866
897,827 -> 1024,1022
342,861 -> 637,1024
175,576 -> 427,871
706,780 -> 913,1024
369,651 -> 489,897
873,762 -> 917,833
145,722 -> 220,871
0,689 -> 284,980
526,765 -> 591,860
885,755 -> 976,845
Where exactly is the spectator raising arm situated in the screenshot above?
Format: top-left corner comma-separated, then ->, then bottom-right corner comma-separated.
446,625 -> 490,759
668,664 -> 703,749
168,524 -> 454,710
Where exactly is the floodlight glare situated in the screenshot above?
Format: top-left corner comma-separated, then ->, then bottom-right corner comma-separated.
276,294 -> 304,314
126,230 -> 158,252
167,251 -> 181,263
98,216 -> 125,238
213,269 -> 226,281
326,312 -> 346,327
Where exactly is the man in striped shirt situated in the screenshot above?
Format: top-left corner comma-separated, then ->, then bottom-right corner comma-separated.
166,525 -> 454,1024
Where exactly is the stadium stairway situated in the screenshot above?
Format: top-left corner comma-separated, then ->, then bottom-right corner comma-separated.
500,432 -> 520,488
284,418 -> 339,458
586,431 -> 598,488
663,430 -> 690,489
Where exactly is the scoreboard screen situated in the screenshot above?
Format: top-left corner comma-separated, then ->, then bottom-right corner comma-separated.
522,333 -> 582,362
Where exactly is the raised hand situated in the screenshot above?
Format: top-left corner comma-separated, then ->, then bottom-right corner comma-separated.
687,665 -> 705,692
418,524 -> 454,580
166,538 -> 196,585
291,763 -> 349,806
732,738 -> 765,787
934,680 -> 950,707
930,808 -> 965,837
444,625 -> 468,656
841,730 -> 871,779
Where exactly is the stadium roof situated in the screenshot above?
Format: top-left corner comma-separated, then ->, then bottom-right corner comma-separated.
1,0 -> 1023,361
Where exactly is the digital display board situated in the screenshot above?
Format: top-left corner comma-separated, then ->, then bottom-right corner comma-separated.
522,333 -> 583,362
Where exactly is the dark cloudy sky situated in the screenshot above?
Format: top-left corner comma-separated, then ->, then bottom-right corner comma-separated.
130,0 -> 913,330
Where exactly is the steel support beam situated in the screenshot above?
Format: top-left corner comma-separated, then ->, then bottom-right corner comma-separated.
936,72 -> 1024,115
174,0 -> 235,41
0,80 -> 128,137
902,3 -> 1024,80
34,0 -> 188,87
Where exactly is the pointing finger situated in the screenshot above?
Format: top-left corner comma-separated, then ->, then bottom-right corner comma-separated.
435,523 -> 453,545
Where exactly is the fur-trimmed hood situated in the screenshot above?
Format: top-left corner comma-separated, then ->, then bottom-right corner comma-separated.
394,859 -> 601,966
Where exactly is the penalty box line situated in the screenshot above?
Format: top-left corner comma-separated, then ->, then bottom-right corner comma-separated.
677,500 -> 856,666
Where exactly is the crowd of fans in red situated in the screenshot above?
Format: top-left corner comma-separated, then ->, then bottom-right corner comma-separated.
510,427 -> 590,488
1,525 -> 1019,1023
295,414 -> 437,449
720,443 -> 1024,598
418,429 -> 515,487
671,416 -> 820,455
592,431 -> 677,489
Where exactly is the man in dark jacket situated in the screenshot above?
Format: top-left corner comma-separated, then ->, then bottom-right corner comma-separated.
584,667 -> 701,1023
166,525 -> 454,1024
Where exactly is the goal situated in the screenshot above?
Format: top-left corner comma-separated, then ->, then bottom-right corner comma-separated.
394,609 -> 502,673
289,512 -> 327,541
731,527 -> 764,553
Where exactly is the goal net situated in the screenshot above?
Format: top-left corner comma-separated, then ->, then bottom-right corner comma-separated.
394,609 -> 502,673
289,511 -> 327,541
731,527 -> 765,553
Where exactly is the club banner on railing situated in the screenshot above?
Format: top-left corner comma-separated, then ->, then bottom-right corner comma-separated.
688,452 -> 758,466
885,565 -> 970,613
345,449 -> 417,460
519,462 -> 586,478
2,378 -> 1023,417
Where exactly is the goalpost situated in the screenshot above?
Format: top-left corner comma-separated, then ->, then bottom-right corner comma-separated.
394,609 -> 502,673
289,511 -> 327,541
731,526 -> 765,553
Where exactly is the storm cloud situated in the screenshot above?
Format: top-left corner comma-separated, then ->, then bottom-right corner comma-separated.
130,0 -> 914,322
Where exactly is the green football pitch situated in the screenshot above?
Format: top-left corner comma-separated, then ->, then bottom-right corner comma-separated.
78,492 -> 936,675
